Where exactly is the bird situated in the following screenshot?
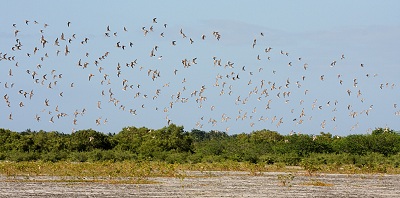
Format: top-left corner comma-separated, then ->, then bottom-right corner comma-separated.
88,73 -> 95,81
65,45 -> 70,56
0,16 -> 395,137
44,99 -> 50,106
14,30 -> 20,37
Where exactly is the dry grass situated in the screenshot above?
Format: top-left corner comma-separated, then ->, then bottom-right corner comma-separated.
0,161 -> 183,179
301,179 -> 334,187
2,178 -> 158,184
0,160 -> 399,184
313,164 -> 400,175
277,173 -> 295,187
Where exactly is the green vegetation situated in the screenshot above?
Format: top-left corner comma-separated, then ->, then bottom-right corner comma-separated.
300,179 -> 334,187
0,125 -> 400,175
277,173 -> 295,187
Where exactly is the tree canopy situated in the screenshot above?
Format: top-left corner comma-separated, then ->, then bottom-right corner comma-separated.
0,126 -> 399,166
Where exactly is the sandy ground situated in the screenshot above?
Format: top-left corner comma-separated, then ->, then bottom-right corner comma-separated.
1,171 -> 399,197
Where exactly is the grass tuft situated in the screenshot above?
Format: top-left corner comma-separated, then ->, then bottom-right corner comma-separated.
301,179 -> 334,187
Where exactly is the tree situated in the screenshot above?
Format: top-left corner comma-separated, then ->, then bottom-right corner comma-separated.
69,129 -> 112,151
113,126 -> 149,152
369,131 -> 400,156
135,124 -> 193,158
249,129 -> 283,144
189,129 -> 209,142
333,134 -> 369,155
372,127 -> 396,135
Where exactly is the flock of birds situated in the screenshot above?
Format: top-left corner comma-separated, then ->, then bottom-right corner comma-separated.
0,18 -> 399,134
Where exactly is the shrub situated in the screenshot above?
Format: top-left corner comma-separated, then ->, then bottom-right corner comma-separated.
41,151 -> 68,162
6,151 -> 39,162
164,152 -> 189,164
0,152 -> 6,160
201,155 -> 225,163
278,153 -> 301,166
300,157 -> 321,176
69,152 -> 89,162
277,173 -> 295,186
259,154 -> 277,165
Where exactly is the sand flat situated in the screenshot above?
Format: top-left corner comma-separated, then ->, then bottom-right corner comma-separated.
1,171 -> 399,197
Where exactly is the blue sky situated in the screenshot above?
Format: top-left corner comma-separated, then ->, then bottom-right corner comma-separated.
0,1 -> 399,135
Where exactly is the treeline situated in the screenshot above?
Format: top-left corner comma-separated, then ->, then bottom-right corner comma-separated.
1,125 -> 400,168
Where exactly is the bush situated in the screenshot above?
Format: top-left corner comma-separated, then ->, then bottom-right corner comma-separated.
6,151 -> 39,162
88,149 -> 104,162
69,152 -> 89,162
0,152 -> 6,160
201,155 -> 225,163
111,150 -> 137,161
165,152 -> 189,164
300,157 -> 321,176
186,152 -> 203,163
0,126 -> 399,167
259,154 -> 277,164
41,151 -> 68,162
69,129 -> 113,152
355,152 -> 387,169
277,153 -> 301,166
